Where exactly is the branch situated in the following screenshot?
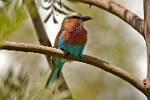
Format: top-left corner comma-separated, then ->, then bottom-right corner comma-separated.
23,0 -> 52,67
24,0 -> 52,47
0,41 -> 149,97
23,0 -> 73,98
70,0 -> 145,38
143,0 -> 150,96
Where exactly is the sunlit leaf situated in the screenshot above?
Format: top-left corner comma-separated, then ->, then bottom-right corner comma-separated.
0,1 -> 26,42
41,0 -> 74,23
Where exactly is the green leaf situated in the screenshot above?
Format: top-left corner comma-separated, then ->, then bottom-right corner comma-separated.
0,2 -> 26,42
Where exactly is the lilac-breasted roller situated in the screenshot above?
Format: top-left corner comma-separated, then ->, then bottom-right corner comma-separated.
45,12 -> 92,90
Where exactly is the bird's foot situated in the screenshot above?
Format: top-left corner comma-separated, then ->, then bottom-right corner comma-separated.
63,51 -> 70,57
61,48 -> 69,57
61,49 -> 69,57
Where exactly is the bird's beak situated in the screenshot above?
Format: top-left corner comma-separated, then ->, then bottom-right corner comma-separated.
81,16 -> 93,21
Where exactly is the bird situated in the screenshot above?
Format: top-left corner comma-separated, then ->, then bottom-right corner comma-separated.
45,12 -> 92,92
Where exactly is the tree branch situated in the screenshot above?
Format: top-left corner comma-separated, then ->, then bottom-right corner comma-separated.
23,0 -> 52,66
23,0 -> 73,98
144,0 -> 150,96
70,0 -> 145,38
0,41 -> 149,97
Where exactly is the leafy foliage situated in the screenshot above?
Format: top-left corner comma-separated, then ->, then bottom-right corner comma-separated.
0,0 -> 26,42
0,68 -> 29,100
40,0 -> 74,23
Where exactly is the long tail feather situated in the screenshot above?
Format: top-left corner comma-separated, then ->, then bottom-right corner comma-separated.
45,57 -> 65,93
45,67 -> 60,89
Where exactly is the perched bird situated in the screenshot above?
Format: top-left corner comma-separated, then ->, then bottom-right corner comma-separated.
45,12 -> 92,91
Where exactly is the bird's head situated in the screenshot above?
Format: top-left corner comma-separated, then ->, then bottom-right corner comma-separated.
62,12 -> 92,28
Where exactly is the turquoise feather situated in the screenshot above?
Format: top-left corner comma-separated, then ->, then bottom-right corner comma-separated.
45,34 -> 85,89
45,13 -> 91,92
45,57 -> 65,89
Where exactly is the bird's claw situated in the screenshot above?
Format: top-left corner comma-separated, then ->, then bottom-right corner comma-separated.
62,50 -> 69,57
61,50 -> 69,57
60,48 -> 68,57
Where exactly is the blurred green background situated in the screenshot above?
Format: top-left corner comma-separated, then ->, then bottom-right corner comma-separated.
0,0 -> 147,100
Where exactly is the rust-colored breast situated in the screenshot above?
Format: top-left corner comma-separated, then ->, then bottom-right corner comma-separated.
63,26 -> 87,44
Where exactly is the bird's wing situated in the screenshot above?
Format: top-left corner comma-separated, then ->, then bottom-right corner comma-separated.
54,29 -> 63,48
52,28 -> 64,67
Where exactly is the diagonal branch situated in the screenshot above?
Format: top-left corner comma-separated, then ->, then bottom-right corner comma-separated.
0,41 -> 149,97
23,0 -> 73,98
69,0 -> 145,38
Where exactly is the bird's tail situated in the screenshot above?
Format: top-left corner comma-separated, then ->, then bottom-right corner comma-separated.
45,57 -> 65,92
45,67 -> 60,93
